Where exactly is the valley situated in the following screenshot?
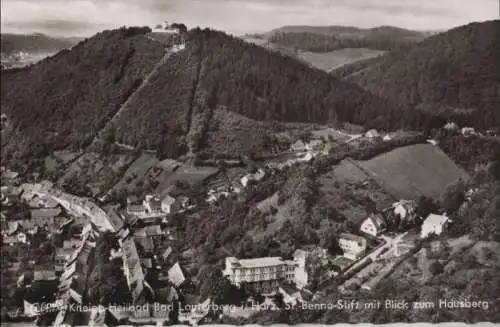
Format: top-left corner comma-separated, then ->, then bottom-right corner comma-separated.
1,18 -> 499,326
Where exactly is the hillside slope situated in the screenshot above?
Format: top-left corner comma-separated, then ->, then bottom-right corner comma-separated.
342,20 -> 500,130
355,143 -> 470,200
108,28 -> 400,158
0,27 -> 165,161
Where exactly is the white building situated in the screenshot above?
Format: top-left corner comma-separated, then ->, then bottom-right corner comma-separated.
339,233 -> 367,260
420,214 -> 450,238
223,250 -> 308,294
153,21 -> 180,34
240,169 -> 266,187
161,195 -> 180,214
461,127 -> 476,137
360,214 -> 386,237
365,129 -> 380,138
443,121 -> 458,131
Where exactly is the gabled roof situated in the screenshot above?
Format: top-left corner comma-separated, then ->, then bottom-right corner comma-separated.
340,233 -> 366,245
30,207 -> 62,220
423,213 -> 449,225
168,262 -> 186,287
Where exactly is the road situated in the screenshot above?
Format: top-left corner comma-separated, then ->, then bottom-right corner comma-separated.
343,232 -> 408,276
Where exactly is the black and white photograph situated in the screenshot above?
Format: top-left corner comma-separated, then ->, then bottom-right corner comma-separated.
0,0 -> 499,326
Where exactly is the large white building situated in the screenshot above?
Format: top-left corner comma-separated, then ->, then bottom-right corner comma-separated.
223,250 -> 308,294
420,214 -> 450,238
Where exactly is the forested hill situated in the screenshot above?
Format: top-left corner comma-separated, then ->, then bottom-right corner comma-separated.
1,27 -> 165,161
1,26 -> 401,161
110,28 -> 402,158
339,20 -> 500,130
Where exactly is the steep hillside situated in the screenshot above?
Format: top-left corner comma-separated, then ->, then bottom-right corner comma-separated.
356,143 -> 470,200
0,27 -> 165,161
342,20 -> 500,130
109,28 -> 400,158
1,33 -> 80,55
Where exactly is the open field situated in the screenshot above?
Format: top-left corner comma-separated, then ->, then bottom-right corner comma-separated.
297,48 -> 386,72
356,144 -> 470,200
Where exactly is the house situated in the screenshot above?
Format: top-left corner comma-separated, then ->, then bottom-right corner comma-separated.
161,195 -> 180,214
223,250 -> 308,294
240,169 -> 266,187
34,269 -> 57,281
360,214 -> 386,237
443,121 -> 459,131
55,248 -> 74,272
278,284 -> 312,306
427,139 -> 439,146
339,233 -> 367,260
135,225 -> 162,238
383,134 -> 393,142
392,200 -> 416,220
3,223 -> 28,245
143,195 -> 162,213
461,127 -> 476,137
290,140 -> 307,152
306,140 -> 324,151
365,129 -> 380,138
420,214 -> 450,238
168,262 -> 186,287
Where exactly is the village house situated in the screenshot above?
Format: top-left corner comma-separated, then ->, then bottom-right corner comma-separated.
461,127 -> 477,137
34,269 -> 57,281
223,250 -> 308,294
290,140 -> 307,153
240,169 -> 266,187
143,195 -> 162,213
306,139 -> 324,151
360,214 -> 386,237
365,129 -> 380,139
443,121 -> 459,131
168,262 -> 186,287
420,214 -> 451,238
339,233 -> 367,260
120,235 -> 150,304
3,225 -> 28,245
278,284 -> 313,307
1,185 -> 22,206
392,200 -> 416,220
161,194 -> 180,214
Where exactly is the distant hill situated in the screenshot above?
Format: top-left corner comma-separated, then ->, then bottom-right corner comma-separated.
335,20 -> 500,130
1,26 -> 400,162
0,33 -> 81,55
263,25 -> 429,52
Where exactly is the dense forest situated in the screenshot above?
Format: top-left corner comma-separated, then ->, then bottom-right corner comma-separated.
340,20 -> 500,130
1,27 -> 165,161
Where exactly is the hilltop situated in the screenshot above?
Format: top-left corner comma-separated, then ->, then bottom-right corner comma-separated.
1,26 -> 399,163
333,20 -> 500,130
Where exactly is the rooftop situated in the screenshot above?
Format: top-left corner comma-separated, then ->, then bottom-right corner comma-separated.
229,256 -> 285,268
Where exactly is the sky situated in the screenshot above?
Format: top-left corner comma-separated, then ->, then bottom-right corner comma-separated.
1,0 -> 498,37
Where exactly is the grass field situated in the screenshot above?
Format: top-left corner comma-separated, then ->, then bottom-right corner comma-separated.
297,48 -> 386,72
356,144 -> 470,201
